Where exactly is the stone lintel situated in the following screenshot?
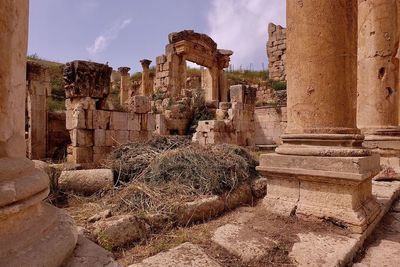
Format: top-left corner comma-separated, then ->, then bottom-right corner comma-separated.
257,153 -> 381,233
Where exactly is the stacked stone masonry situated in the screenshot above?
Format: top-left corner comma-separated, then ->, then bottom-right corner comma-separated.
193,85 -> 256,146
267,23 -> 287,81
64,60 -> 155,164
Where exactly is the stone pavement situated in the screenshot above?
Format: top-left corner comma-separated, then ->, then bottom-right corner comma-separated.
128,181 -> 400,267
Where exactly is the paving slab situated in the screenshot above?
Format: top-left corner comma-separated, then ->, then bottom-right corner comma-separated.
63,235 -> 121,267
353,211 -> 400,267
129,242 -> 221,267
212,224 -> 276,262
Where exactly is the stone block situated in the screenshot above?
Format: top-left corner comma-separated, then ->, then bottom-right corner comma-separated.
93,146 -> 112,163
64,60 -> 112,99
110,112 -> 128,130
105,130 -> 129,146
219,102 -> 232,110
129,131 -> 140,141
155,114 -> 168,135
128,113 -> 141,131
59,169 -> 114,195
69,129 -> 93,147
67,146 -> 93,164
93,110 -> 111,129
197,120 -> 226,133
94,129 -> 106,147
130,95 -> 151,114
148,114 -> 156,132
66,110 -> 85,130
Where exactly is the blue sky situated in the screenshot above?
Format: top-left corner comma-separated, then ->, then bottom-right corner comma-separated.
28,0 -> 286,72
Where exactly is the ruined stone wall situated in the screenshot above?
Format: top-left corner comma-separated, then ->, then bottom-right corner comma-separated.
64,61 -> 155,164
267,23 -> 286,81
254,106 -> 287,145
192,85 -> 256,146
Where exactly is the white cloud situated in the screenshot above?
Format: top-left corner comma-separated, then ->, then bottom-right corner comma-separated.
207,0 -> 285,70
87,18 -> 132,55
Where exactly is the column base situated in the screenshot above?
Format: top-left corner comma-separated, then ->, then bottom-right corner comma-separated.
0,158 -> 78,267
363,132 -> 400,174
257,152 -> 381,233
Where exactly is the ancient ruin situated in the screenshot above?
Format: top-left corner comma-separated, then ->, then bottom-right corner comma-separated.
154,30 -> 232,101
3,0 -> 400,266
267,23 -> 286,81
64,60 -> 154,164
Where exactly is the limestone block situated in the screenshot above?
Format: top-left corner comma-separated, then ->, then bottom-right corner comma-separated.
59,169 -> 114,195
215,109 -> 228,120
130,95 -> 151,114
94,215 -> 149,248
69,129 -> 94,147
128,113 -> 140,131
64,60 -> 112,99
93,110 -> 111,129
94,129 -> 106,147
223,184 -> 253,210
197,120 -> 226,133
129,131 -> 140,141
105,130 -> 129,146
110,112 -> 128,130
155,114 -> 168,135
148,114 -> 156,131
65,97 -> 97,111
67,146 -> 93,164
66,109 -> 85,130
129,243 -> 221,267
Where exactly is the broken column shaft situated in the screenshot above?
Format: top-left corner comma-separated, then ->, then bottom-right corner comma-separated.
118,66 -> 131,106
140,59 -> 152,96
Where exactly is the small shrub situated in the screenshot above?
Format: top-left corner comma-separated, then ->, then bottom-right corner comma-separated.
271,81 -> 287,91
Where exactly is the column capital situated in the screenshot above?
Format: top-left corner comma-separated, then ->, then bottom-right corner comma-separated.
118,66 -> 131,75
140,59 -> 152,69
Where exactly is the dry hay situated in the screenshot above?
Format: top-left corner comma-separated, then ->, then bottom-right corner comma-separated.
102,136 -> 258,218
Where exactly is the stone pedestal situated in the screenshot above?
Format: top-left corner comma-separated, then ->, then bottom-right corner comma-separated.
0,1 -> 77,265
118,66 -> 131,106
257,0 -> 380,233
357,0 -> 400,171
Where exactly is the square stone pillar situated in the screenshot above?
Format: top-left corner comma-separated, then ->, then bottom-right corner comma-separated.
26,61 -> 50,159
257,0 -> 380,233
0,1 -> 77,266
357,0 -> 400,171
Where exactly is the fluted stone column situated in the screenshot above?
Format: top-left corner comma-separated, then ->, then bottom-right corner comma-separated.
0,1 -> 77,266
140,59 -> 152,96
118,66 -> 131,106
357,0 -> 400,168
257,0 -> 380,233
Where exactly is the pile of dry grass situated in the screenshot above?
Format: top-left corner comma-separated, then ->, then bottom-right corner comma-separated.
103,136 -> 258,217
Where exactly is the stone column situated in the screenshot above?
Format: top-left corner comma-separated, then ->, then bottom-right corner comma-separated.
26,61 -> 50,159
0,1 -> 77,266
118,66 -> 131,106
140,59 -> 152,96
357,0 -> 400,168
257,0 -> 380,233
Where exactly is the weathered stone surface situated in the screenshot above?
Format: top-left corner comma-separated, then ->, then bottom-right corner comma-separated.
129,242 -> 221,267
176,196 -> 225,225
94,215 -> 149,248
63,235 -> 121,267
59,169 -> 114,194
129,95 -> 151,114
212,224 -> 276,262
64,60 -> 112,99
267,23 -> 286,81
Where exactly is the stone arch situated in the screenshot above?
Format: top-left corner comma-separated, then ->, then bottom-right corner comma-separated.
154,30 -> 233,101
